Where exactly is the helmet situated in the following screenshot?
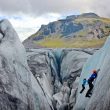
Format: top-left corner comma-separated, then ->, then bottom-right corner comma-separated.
93,70 -> 97,73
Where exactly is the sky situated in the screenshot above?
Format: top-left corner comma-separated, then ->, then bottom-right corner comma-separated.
0,0 -> 110,41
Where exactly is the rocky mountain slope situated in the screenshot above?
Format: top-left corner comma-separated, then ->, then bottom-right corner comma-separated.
23,13 -> 110,48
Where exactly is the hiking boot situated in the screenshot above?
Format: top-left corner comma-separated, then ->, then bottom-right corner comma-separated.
89,92 -> 92,95
85,94 -> 91,98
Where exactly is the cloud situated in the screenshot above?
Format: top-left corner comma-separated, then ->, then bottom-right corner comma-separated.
1,13 -> 61,41
0,0 -> 110,17
90,0 -> 110,17
0,0 -> 110,41
0,0 -> 92,16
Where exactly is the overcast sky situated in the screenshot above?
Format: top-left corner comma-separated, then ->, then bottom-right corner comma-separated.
0,0 -> 110,41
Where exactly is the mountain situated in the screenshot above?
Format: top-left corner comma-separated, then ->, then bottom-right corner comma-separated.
23,13 -> 110,48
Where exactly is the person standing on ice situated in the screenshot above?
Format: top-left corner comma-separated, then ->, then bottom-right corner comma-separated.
80,78 -> 87,93
86,69 -> 100,97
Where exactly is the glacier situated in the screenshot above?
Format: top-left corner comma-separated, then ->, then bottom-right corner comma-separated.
1,19 -> 110,110
26,48 -> 93,110
0,19 -> 54,110
74,36 -> 110,110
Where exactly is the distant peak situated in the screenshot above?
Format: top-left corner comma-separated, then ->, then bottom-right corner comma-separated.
66,15 -> 78,20
66,13 -> 99,20
80,12 -> 99,18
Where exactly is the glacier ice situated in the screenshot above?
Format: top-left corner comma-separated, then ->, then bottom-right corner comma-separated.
74,36 -> 110,110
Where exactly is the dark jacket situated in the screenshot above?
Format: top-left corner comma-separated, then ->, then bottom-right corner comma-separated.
88,73 -> 97,82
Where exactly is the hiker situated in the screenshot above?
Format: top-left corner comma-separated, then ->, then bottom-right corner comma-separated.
86,69 -> 100,97
80,78 -> 87,93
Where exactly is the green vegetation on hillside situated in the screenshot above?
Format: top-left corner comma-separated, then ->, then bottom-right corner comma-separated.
74,17 -> 110,24
34,37 -> 107,48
